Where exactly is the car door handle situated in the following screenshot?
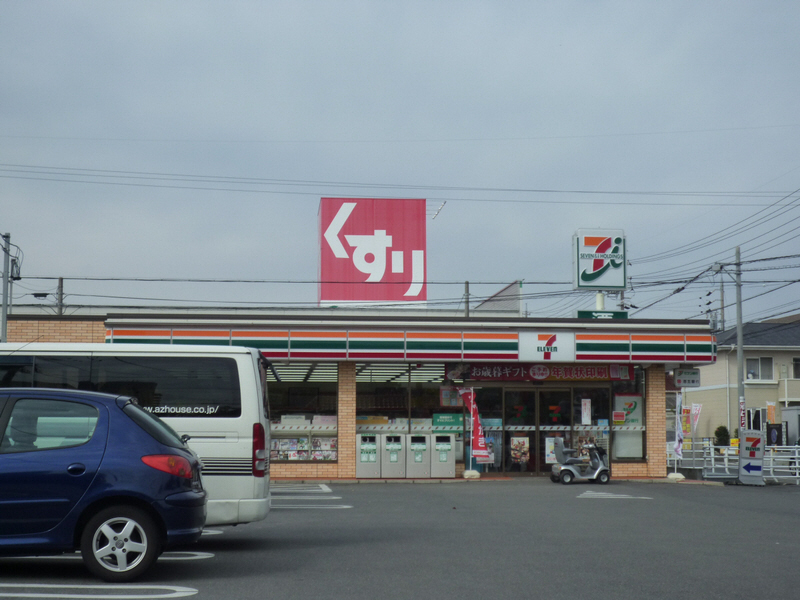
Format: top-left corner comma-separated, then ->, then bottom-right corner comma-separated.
67,463 -> 86,476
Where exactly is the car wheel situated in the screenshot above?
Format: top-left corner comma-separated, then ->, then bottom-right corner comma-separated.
598,471 -> 610,484
80,505 -> 161,582
560,470 -> 573,484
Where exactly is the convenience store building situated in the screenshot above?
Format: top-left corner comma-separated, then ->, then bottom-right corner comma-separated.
8,308 -> 717,480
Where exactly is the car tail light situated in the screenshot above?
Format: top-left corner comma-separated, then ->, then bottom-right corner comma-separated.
253,422 -> 266,478
142,455 -> 193,479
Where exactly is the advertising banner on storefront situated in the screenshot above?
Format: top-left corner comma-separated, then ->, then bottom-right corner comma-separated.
319,198 -> 427,305
457,387 -> 491,464
448,363 -> 633,382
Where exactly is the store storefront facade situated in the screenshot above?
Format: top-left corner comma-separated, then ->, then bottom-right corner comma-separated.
7,309 -> 715,479
88,310 -> 716,480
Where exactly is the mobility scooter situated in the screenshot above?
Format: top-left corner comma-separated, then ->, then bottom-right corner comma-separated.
550,436 -> 610,484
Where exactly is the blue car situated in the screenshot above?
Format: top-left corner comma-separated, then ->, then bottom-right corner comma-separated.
0,388 -> 206,582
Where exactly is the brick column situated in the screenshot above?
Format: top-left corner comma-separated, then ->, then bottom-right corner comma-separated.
337,362 -> 357,479
645,365 -> 667,477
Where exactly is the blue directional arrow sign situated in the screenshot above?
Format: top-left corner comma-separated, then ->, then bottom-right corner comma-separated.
742,463 -> 762,474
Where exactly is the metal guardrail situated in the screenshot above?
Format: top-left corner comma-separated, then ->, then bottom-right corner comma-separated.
762,447 -> 800,485
667,442 -> 800,484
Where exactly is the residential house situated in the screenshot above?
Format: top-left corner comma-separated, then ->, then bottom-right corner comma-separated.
686,319 -> 800,444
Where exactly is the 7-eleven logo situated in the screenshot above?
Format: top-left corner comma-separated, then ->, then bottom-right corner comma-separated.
745,436 -> 761,458
575,230 -> 626,290
537,334 -> 557,360
580,236 -> 624,283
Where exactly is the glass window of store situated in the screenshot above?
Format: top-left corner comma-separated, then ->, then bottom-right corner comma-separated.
504,390 -> 537,473
538,389 -> 572,474
572,388 -> 611,456
665,390 -> 678,444
450,366 -> 647,471
355,364 -> 463,460
268,363 -> 338,462
611,367 -> 646,460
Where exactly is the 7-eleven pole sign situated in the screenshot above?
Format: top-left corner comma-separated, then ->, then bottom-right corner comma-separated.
738,430 -> 765,486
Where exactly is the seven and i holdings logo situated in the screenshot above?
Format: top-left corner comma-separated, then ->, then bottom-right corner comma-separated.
575,230 -> 626,290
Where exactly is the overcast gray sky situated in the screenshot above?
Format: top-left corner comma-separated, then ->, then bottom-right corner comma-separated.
2,1 -> 799,324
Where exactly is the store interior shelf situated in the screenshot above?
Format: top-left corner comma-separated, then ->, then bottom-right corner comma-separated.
271,424 -> 338,434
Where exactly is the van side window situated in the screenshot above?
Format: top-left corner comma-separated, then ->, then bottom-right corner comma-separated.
33,356 -> 94,390
0,356 -> 35,387
92,356 -> 242,417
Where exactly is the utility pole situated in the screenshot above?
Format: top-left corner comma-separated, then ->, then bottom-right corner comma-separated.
718,264 -> 725,332
1,233 -> 10,343
464,281 -> 470,318
735,247 -> 745,434
57,277 -> 64,316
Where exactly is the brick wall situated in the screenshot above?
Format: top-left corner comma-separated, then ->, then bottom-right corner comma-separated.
8,318 -> 106,343
270,461 -> 341,480
613,365 -> 667,478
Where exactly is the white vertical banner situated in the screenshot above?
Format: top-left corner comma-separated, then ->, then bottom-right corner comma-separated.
691,403 -> 702,432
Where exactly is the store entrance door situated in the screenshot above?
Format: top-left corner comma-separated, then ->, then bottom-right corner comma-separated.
504,389 -> 572,475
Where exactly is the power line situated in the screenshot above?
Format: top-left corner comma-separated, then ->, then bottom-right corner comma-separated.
3,122 -> 800,144
0,163 -> 795,206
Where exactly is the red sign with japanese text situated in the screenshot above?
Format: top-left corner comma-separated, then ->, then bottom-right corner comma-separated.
457,387 -> 491,464
449,363 -> 633,382
319,198 -> 427,304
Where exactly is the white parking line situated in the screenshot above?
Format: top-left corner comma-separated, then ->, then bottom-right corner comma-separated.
270,484 -> 332,493
270,505 -> 352,509
269,483 -> 351,509
0,583 -> 197,599
578,491 -> 653,500
270,496 -> 342,500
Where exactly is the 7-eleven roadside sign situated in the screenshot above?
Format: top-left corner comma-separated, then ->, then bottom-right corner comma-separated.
738,430 -> 765,486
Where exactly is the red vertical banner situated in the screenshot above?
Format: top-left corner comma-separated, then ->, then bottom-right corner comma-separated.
319,198 -> 427,305
457,387 -> 491,464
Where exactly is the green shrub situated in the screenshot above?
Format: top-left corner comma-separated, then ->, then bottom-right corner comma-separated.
714,425 -> 730,447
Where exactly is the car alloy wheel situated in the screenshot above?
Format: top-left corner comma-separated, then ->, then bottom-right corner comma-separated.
80,505 -> 160,582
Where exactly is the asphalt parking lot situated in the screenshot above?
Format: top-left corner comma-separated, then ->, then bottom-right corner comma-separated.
2,479 -> 799,600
